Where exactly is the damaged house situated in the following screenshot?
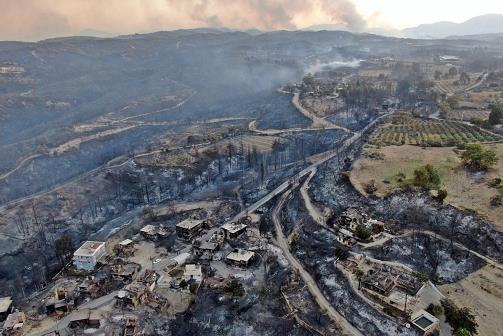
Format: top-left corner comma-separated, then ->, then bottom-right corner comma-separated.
175,218 -> 204,241
45,286 -> 75,314
221,223 -> 247,240
226,249 -> 255,267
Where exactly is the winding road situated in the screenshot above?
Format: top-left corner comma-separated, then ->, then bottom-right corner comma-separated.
272,189 -> 364,336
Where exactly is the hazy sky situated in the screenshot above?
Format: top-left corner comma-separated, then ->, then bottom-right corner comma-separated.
1,0 -> 502,41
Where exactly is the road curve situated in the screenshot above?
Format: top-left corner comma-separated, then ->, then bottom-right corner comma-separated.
272,188 -> 364,336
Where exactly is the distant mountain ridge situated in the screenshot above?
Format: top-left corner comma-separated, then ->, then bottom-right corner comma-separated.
402,14 -> 503,39
303,14 -> 503,39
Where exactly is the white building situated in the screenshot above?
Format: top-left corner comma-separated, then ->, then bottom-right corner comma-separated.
226,249 -> 255,267
73,241 -> 107,271
182,264 -> 203,283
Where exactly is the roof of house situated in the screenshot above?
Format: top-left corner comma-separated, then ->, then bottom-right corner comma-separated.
0,297 -> 12,313
199,241 -> 218,251
119,239 -> 133,246
74,241 -> 106,257
140,225 -> 156,235
3,311 -> 25,329
411,310 -> 439,331
183,264 -> 202,279
176,218 -> 204,230
226,249 -> 255,263
221,223 -> 247,234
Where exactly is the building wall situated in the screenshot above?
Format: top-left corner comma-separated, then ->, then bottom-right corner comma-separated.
73,244 -> 106,271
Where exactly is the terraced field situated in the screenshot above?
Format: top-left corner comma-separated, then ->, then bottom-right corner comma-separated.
370,113 -> 502,146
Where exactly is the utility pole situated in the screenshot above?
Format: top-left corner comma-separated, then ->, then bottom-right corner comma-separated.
404,293 -> 408,313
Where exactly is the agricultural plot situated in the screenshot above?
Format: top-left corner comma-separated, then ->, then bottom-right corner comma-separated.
444,109 -> 491,121
370,113 -> 502,146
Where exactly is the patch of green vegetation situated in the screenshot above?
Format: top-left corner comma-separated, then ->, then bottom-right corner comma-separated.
461,143 -> 499,170
413,164 -> 441,189
441,299 -> 478,336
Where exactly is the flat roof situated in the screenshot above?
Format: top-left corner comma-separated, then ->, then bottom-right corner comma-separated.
74,241 -> 105,257
0,296 -> 12,313
199,241 -> 218,250
221,223 -> 247,234
411,310 -> 439,331
184,264 -> 202,277
176,218 -> 204,230
226,249 -> 255,262
140,224 -> 156,234
119,239 -> 133,246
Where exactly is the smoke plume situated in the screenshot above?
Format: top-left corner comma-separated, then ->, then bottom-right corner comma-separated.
0,0 -> 367,41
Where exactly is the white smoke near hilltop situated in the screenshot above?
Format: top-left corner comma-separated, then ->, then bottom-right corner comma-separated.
1,0 -> 367,41
306,59 -> 362,74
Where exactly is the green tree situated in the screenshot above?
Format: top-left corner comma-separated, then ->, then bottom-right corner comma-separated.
413,164 -> 441,189
488,106 -> 503,125
442,299 -> 478,335
54,235 -> 73,267
461,144 -> 499,170
454,328 -> 471,336
355,225 -> 372,240
449,67 -> 458,77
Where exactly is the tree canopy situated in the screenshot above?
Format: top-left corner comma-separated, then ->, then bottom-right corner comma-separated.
461,144 -> 499,170
413,164 -> 441,189
488,106 -> 502,125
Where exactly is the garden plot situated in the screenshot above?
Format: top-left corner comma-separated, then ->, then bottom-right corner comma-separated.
370,113 -> 502,146
350,144 -> 503,228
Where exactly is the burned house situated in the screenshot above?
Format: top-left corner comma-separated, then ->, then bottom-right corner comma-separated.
140,225 -> 168,241
45,287 -> 75,314
68,309 -> 103,329
2,311 -> 26,333
337,208 -> 366,231
226,249 -> 255,267
221,223 -> 247,240
362,266 -> 424,297
182,264 -> 203,284
137,270 -> 158,292
110,260 -> 141,283
123,316 -> 140,336
117,283 -> 148,307
0,297 -> 13,321
361,269 -> 399,296
175,219 -> 204,240
116,239 -> 135,257
77,276 -> 102,299
193,241 -> 219,260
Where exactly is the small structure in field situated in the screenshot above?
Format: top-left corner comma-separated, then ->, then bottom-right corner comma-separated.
73,241 -> 107,271
221,223 -> 247,239
0,297 -> 13,321
2,311 -> 26,333
68,309 -> 102,329
226,249 -> 255,267
410,310 -> 439,335
175,219 -> 204,240
116,239 -> 135,257
193,241 -> 219,258
182,264 -> 203,284
45,286 -> 75,314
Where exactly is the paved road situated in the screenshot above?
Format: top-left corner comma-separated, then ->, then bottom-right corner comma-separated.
272,188 -> 364,336
292,92 -> 352,133
248,120 -> 347,136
